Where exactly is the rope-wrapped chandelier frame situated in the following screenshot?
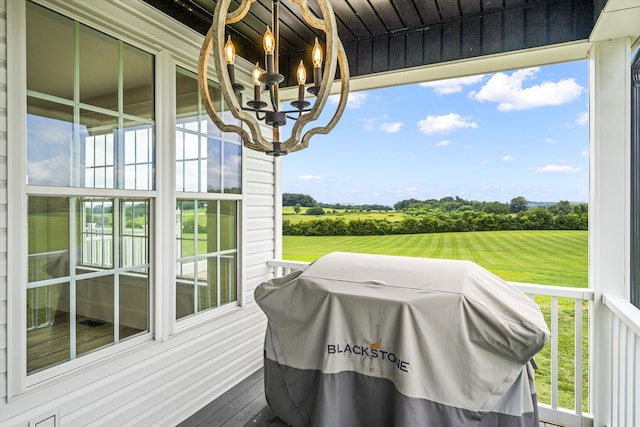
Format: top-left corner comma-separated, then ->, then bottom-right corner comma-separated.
198,0 -> 350,155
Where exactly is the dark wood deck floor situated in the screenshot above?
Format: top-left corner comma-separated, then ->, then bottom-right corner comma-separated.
178,368 -> 288,427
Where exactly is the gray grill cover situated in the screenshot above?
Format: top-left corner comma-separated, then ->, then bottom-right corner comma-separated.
255,252 -> 550,427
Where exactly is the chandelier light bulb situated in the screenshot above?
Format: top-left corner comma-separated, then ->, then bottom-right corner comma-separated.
224,36 -> 235,64
252,62 -> 262,85
263,27 -> 275,54
312,38 -> 323,68
297,60 -> 307,85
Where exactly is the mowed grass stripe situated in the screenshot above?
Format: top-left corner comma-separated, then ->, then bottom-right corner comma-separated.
283,230 -> 588,288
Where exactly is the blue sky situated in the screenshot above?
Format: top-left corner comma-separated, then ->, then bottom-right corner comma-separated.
282,60 -> 589,207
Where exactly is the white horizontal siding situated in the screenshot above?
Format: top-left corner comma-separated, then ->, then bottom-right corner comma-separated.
2,306 -> 266,426
0,0 -> 7,403
244,149 -> 277,299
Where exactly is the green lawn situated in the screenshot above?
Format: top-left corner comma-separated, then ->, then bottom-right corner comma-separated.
284,230 -> 587,287
283,230 -> 589,411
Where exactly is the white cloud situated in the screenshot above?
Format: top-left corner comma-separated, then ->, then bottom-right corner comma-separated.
436,140 -> 452,147
417,113 -> 478,135
298,175 -> 324,181
330,91 -> 367,109
380,122 -> 403,133
502,155 -> 515,161
222,154 -> 242,187
419,75 -> 485,95
532,165 -> 581,173
28,156 -> 71,186
469,67 -> 583,111
545,138 -> 558,144
582,149 -> 589,157
576,111 -> 588,125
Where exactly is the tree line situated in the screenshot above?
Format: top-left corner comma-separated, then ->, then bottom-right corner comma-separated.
283,193 -> 393,212
282,195 -> 588,236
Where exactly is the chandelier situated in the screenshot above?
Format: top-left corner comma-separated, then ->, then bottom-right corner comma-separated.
198,0 -> 350,156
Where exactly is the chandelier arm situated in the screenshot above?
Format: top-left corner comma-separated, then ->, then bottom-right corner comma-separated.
289,40 -> 350,153
203,0 -> 275,152
225,0 -> 256,24
291,0 -> 326,31
280,0 -> 339,152
198,26 -> 253,147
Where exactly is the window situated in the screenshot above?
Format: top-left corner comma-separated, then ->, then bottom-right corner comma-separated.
175,68 -> 241,320
25,2 -> 154,374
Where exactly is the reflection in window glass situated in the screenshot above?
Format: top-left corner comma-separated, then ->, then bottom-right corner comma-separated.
26,2 -> 73,99
26,3 -> 154,190
175,67 -> 241,194
79,24 -> 118,110
123,122 -> 154,190
83,199 -> 114,268
26,196 -> 150,374
81,110 -> 118,189
27,98 -> 74,186
175,200 -> 238,319
224,142 -> 242,193
123,43 -> 154,120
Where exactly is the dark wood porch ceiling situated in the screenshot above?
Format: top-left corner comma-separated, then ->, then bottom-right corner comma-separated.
142,0 -> 602,86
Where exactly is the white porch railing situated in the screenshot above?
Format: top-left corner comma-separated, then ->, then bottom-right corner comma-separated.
602,296 -> 640,427
267,259 -> 595,427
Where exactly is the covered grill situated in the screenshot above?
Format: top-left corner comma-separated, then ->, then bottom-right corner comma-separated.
255,252 -> 550,426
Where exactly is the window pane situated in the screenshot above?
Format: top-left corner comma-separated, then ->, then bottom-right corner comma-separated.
223,142 -> 242,193
198,257 -> 215,312
79,25 -> 118,111
120,269 -> 149,338
123,43 -> 154,120
27,282 -> 70,373
176,68 -> 198,124
77,275 -> 115,357
80,110 -> 118,189
26,2 -> 73,99
120,200 -> 149,268
207,137 -> 222,193
184,160 -> 199,192
28,196 -> 71,281
220,201 -> 237,251
220,253 -> 237,305
82,199 -> 114,267
205,202 -> 217,253
27,98 -> 74,186
123,121 -> 154,191
176,259 -> 195,320
176,201 -> 196,259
